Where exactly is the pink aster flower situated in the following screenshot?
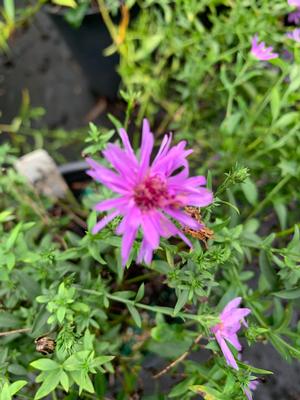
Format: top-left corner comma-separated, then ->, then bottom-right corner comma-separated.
211,297 -> 251,370
288,0 -> 300,6
244,380 -> 259,400
288,9 -> 300,24
86,119 -> 213,266
250,35 -> 278,61
286,28 -> 300,42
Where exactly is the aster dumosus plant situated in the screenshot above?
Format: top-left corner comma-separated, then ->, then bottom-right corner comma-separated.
86,119 -> 213,266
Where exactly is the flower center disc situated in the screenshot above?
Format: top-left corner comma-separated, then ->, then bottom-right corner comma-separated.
134,175 -> 169,211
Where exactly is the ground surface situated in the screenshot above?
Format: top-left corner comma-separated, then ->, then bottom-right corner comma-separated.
0,9 -> 299,400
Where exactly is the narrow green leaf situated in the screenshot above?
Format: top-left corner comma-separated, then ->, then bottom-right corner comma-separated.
34,370 -> 62,399
9,380 -> 27,395
30,359 -> 60,371
259,250 -> 277,290
135,283 -> 145,302
273,289 -> 300,299
127,304 -> 141,327
4,0 -> 15,21
241,178 -> 258,206
270,86 -> 281,121
174,290 -> 189,316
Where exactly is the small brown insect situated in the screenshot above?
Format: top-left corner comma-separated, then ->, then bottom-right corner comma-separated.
35,336 -> 56,355
182,206 -> 214,248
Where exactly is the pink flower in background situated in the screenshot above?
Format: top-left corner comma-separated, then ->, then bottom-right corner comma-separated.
288,0 -> 300,6
286,28 -> 300,42
244,380 -> 259,400
288,9 -> 300,24
250,35 -> 278,61
211,297 -> 251,370
87,119 -> 213,266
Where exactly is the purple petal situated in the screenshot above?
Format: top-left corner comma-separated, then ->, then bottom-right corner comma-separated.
165,208 -> 202,230
223,308 -> 251,326
244,388 -> 253,400
153,133 -> 172,164
121,225 -> 138,266
141,214 -> 160,249
186,189 -> 214,207
94,197 -> 127,212
225,333 -> 242,351
139,119 -> 154,175
92,210 -> 119,234
221,297 -> 242,316
215,332 -> 239,370
119,128 -> 135,157
137,238 -> 153,265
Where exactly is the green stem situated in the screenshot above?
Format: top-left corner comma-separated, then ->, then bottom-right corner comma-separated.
96,0 -> 118,46
276,224 -> 300,238
78,288 -> 216,326
246,175 -> 291,220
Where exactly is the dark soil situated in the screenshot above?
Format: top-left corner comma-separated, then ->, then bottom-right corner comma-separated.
0,9 -> 299,400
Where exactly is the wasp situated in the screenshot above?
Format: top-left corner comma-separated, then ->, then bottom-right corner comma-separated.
182,206 -> 214,248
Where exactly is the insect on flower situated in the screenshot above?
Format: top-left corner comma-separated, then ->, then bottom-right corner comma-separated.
182,206 -> 214,248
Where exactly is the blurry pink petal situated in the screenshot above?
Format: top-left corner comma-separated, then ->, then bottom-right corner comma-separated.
211,297 -> 251,370
141,214 -> 160,249
119,127 -> 135,157
288,0 -> 300,6
286,28 -> 300,42
250,35 -> 278,61
94,197 -> 127,212
215,332 -> 238,370
121,226 -> 138,265
92,211 -> 119,234
288,9 -> 300,24
137,238 -> 153,264
226,333 -> 242,351
139,119 -> 154,175
165,208 -> 202,230
221,297 -> 242,316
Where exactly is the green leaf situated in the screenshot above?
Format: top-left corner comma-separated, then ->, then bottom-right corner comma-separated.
274,202 -> 287,230
6,253 -> 15,271
60,370 -> 69,392
57,306 -> 66,323
3,0 -> 15,21
9,380 -> 27,395
135,283 -> 145,302
173,290 -> 189,316
6,223 -> 22,251
259,250 -> 277,290
51,0 -> 76,7
0,383 -> 11,400
273,289 -> 300,299
14,270 -> 41,300
127,304 -> 141,327
134,34 -> 164,61
241,178 -> 258,206
270,86 -> 281,121
34,370 -> 62,399
30,359 -> 60,371
274,112 -> 298,128
0,312 -> 22,329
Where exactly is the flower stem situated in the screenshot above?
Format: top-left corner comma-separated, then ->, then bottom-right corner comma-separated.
78,288 -> 216,326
